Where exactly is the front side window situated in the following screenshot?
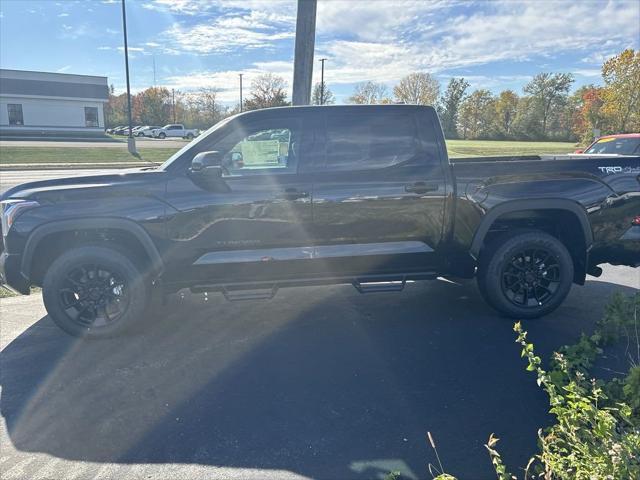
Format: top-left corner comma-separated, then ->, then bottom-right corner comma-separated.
225,128 -> 292,173
8,104 -> 23,126
84,107 -> 99,127
324,112 -> 418,171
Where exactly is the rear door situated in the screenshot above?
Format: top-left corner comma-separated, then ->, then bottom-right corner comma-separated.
310,106 -> 448,277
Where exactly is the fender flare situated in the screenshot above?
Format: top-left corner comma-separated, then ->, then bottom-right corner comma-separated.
469,199 -> 594,259
20,218 -> 164,279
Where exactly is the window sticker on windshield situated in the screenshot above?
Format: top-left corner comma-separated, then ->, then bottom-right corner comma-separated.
596,137 -> 616,143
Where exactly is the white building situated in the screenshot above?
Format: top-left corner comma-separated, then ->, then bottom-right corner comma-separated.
0,69 -> 109,138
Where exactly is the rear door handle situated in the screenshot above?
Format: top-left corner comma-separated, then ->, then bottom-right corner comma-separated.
405,182 -> 438,194
279,188 -> 310,200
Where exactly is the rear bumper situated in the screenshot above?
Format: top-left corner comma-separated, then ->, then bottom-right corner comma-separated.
0,251 -> 30,295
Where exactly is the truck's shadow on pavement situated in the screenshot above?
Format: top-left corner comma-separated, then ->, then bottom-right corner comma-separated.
1,277 -> 636,479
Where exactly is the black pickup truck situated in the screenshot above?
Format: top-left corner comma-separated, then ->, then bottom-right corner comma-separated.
1,105 -> 639,337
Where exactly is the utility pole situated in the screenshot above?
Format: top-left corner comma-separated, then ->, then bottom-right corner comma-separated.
319,58 -> 327,105
292,0 -> 317,106
172,88 -> 176,123
121,0 -> 136,154
239,73 -> 243,112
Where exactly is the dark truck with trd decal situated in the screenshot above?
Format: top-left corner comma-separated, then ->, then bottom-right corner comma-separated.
1,105 -> 639,337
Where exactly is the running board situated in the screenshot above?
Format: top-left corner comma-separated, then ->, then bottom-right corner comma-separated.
189,271 -> 437,301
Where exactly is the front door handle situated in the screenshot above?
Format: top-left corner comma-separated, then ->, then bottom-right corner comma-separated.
405,182 -> 438,194
279,188 -> 310,200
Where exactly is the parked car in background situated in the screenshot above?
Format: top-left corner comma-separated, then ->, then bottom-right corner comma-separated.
107,126 -> 125,135
111,126 -> 128,135
135,126 -> 161,137
151,124 -> 199,140
575,133 -> 640,155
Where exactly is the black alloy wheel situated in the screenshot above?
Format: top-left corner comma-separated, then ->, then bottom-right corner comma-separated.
59,264 -> 130,327
477,231 -> 574,319
43,246 -> 150,337
500,248 -> 561,308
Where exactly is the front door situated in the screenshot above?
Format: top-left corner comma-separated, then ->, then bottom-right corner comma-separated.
163,114 -> 315,287
310,107 -> 448,277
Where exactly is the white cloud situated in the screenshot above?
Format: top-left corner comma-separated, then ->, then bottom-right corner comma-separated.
166,20 -> 293,54
58,13 -> 69,18
573,69 -> 602,78
144,0 -> 638,98
56,65 -> 72,73
97,46 -> 112,50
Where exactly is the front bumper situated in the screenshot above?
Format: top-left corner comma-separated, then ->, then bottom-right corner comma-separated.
0,251 -> 30,295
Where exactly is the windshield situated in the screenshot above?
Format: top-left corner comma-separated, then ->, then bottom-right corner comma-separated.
160,115 -> 236,169
584,137 -> 640,155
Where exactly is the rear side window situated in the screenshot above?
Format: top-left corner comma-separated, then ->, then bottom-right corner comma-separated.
324,112 -> 419,171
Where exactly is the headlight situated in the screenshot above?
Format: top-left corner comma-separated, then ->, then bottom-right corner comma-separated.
1,200 -> 40,234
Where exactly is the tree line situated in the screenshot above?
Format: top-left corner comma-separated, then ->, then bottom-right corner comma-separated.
106,49 -> 639,142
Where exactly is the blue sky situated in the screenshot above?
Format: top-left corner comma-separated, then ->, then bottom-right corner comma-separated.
1,0 -> 638,105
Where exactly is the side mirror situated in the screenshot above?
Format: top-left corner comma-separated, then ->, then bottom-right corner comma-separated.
190,151 -> 230,191
191,151 -> 222,174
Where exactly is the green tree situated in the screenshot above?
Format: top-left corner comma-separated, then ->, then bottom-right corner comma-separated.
494,90 -> 519,137
458,89 -> 495,139
348,81 -> 390,104
438,78 -> 469,139
523,72 -> 574,137
104,85 -> 128,128
311,81 -> 335,105
393,72 -> 440,105
601,48 -> 640,132
244,73 -> 289,110
136,86 -> 172,126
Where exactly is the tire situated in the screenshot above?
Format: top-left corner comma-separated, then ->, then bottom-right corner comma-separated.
185,133 -> 194,140
158,132 -> 166,139
477,231 -> 574,319
42,246 -> 150,338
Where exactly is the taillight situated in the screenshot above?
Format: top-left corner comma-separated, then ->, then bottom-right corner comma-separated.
632,216 -> 640,226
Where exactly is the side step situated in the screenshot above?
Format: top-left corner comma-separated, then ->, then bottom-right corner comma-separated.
189,272 -> 435,301
352,277 -> 407,294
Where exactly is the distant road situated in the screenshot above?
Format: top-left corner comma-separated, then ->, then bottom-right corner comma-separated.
1,169 -> 114,193
0,138 -> 188,149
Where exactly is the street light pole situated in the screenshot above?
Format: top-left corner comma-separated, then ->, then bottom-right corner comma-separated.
292,0 -> 317,105
121,0 -> 136,154
319,58 -> 326,105
239,73 -> 243,112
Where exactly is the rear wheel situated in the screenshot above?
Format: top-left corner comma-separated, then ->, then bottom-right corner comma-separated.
477,231 -> 574,319
42,246 -> 149,338
158,132 -> 166,139
185,133 -> 194,140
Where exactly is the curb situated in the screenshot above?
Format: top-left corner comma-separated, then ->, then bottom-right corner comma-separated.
0,162 -> 152,171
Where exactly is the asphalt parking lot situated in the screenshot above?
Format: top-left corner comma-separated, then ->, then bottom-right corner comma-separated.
0,265 -> 638,479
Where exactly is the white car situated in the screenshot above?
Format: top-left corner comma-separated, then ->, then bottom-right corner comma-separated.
151,124 -> 199,140
134,126 -> 161,137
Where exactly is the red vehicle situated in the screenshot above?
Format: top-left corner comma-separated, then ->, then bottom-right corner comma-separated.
575,133 -> 640,155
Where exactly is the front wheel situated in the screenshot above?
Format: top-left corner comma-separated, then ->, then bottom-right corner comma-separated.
185,133 -> 194,140
42,246 -> 150,338
477,231 -> 574,319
